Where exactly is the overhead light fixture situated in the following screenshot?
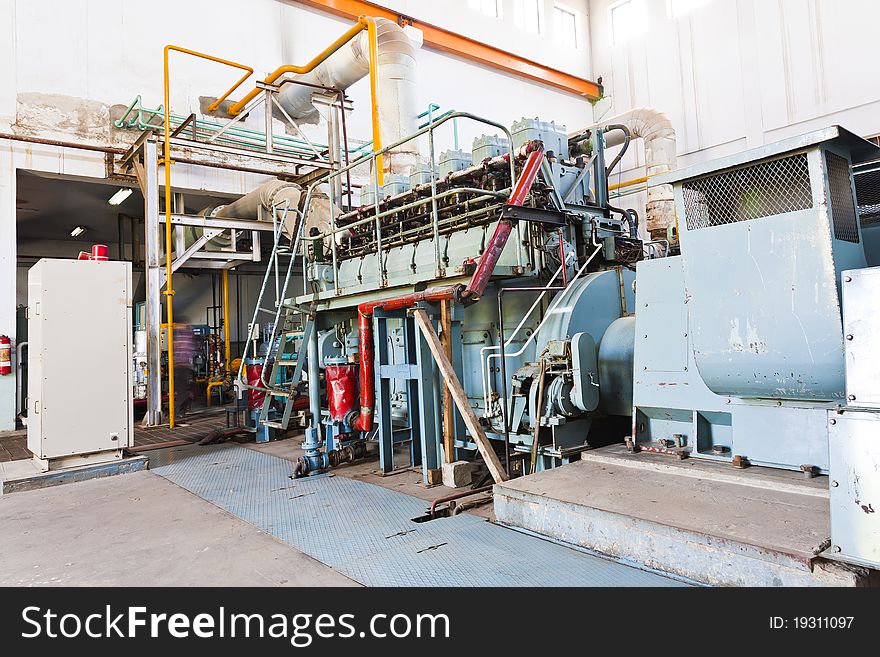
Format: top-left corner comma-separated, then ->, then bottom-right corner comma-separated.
70,225 -> 87,238
108,188 -> 133,206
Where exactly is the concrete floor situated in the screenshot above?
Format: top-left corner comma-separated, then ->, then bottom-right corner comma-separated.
0,433 -> 491,586
493,444 -> 877,587
0,469 -> 357,586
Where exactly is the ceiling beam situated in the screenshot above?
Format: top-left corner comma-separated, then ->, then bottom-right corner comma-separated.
294,0 -> 603,101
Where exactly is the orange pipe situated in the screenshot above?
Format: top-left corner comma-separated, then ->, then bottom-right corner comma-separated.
221,17 -> 383,182
222,269 -> 231,374
224,18 -> 371,117
609,175 -> 649,192
206,380 -> 225,406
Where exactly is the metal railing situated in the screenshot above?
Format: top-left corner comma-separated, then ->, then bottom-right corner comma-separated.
234,200 -> 307,398
235,111 -> 519,402
115,94 -> 337,161
116,96 -> 457,167
298,111 -> 517,294
480,229 -> 604,421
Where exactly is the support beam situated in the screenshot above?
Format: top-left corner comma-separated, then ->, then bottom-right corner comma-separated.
171,228 -> 223,272
413,309 -> 508,483
440,299 -> 454,463
165,213 -> 278,233
143,138 -> 164,427
294,0 -> 603,100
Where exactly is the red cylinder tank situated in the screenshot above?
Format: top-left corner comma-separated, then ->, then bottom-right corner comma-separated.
246,363 -> 266,411
326,363 -> 358,424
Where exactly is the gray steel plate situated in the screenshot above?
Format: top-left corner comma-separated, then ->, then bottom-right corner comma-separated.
150,444 -> 683,587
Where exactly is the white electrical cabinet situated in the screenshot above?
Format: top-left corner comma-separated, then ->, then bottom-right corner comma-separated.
27,259 -> 133,469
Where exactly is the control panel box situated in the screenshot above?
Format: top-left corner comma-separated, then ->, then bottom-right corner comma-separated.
27,259 -> 133,464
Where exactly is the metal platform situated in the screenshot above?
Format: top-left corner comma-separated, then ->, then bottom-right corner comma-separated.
0,454 -> 148,495
148,444 -> 684,587
494,445 -> 877,587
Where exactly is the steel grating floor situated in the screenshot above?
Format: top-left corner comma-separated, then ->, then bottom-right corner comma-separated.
149,444 -> 684,587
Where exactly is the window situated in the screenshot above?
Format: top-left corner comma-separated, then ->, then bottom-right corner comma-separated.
514,0 -> 543,34
553,3 -> 581,49
667,0 -> 710,18
468,0 -> 502,18
609,0 -> 646,46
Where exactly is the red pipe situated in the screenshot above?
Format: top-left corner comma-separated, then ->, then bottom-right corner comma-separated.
353,285 -> 458,432
459,144 -> 545,303
353,142 -> 546,434
354,310 -> 376,432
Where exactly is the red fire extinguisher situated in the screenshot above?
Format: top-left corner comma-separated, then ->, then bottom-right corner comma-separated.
0,336 -> 11,376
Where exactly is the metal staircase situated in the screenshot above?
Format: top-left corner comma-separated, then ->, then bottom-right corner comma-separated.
235,200 -> 314,433
258,311 -> 312,430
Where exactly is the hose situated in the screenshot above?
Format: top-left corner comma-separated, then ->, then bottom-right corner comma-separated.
603,124 -> 631,177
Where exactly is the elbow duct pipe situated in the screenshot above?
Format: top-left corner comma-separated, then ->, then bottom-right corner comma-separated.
352,143 -> 546,434
277,17 -> 421,176
572,107 -> 677,240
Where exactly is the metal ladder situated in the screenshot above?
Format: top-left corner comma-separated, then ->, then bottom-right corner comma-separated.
236,199 -> 314,432
258,309 -> 313,430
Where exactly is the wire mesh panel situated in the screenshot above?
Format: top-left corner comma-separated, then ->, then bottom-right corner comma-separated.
826,152 -> 860,243
682,153 -> 813,230
854,167 -> 880,223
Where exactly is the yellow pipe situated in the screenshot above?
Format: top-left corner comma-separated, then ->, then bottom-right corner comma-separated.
225,19 -> 371,117
206,380 -> 226,407
207,66 -> 255,113
163,45 -> 254,427
365,17 -> 383,186
222,269 -> 231,374
608,175 -> 648,192
222,16 -> 383,184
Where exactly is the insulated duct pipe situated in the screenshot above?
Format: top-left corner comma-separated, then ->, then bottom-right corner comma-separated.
193,180 -> 304,250
276,17 -> 421,176
211,179 -> 304,240
215,180 -> 303,220
572,108 -> 677,240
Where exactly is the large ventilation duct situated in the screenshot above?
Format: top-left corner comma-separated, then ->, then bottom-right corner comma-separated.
216,179 -> 304,240
189,180 -> 305,251
277,18 -> 421,176
216,180 -> 302,220
575,107 -> 677,240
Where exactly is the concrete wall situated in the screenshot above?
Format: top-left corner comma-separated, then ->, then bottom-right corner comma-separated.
366,0 -> 592,77
0,0 -> 597,429
0,0 -> 595,148
588,0 -> 880,223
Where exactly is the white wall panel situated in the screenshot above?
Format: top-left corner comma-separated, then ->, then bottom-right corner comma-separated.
590,0 -> 880,218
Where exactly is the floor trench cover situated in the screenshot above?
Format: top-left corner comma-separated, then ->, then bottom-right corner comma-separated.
150,444 -> 682,587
